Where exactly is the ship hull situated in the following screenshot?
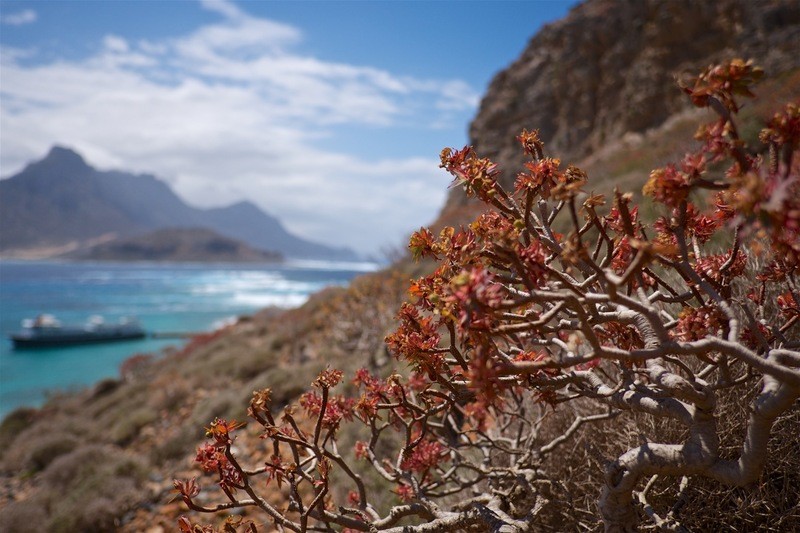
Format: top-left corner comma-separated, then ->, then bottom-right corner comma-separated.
10,328 -> 146,349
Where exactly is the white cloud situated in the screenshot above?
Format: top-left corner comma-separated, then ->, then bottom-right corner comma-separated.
199,0 -> 245,20
103,35 -> 130,53
1,9 -> 37,26
0,0 -> 476,255
437,80 -> 481,111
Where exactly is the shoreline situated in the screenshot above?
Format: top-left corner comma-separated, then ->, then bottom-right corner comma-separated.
1,312 -> 266,422
0,261 -> 373,421
0,256 -> 380,271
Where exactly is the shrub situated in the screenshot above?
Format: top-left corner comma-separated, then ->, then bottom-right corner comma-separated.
109,406 -> 159,445
120,353 -> 154,382
0,500 -> 48,533
90,377 -> 122,398
0,418 -> 90,474
152,425 -> 204,465
0,407 -> 37,461
42,445 -> 146,532
174,60 -> 799,532
26,432 -> 79,472
190,391 -> 238,429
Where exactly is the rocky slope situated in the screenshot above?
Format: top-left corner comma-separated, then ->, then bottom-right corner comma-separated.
1,1 -> 800,531
0,267 -> 414,532
445,0 -> 800,212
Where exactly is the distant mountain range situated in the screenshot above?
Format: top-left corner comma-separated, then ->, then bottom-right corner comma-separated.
64,227 -> 283,263
0,147 -> 357,261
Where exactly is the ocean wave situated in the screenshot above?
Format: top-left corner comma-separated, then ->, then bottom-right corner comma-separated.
232,292 -> 309,308
190,277 -> 322,296
283,259 -> 379,272
210,315 -> 240,330
0,261 -> 367,419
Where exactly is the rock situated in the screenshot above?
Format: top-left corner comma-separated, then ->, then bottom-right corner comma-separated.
449,0 -> 800,210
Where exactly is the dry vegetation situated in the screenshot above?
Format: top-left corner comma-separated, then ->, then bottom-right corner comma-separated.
1,63 -> 799,533
171,61 -> 800,532
0,270 -> 410,531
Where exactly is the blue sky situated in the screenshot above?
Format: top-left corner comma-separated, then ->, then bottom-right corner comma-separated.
1,0 -> 576,256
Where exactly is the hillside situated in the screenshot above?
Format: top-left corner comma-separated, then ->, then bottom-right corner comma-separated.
0,147 -> 356,261
64,227 -> 283,263
1,1 -> 799,531
442,0 -> 800,217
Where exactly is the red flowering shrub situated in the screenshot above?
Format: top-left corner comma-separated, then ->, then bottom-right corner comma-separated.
175,60 -> 799,532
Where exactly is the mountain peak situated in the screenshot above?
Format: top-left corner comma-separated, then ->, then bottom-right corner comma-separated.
214,200 -> 279,221
228,200 -> 261,212
29,145 -> 94,176
40,146 -> 92,173
2,146 -> 359,260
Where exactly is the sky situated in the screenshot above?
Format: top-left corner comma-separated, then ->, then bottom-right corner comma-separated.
0,0 -> 576,257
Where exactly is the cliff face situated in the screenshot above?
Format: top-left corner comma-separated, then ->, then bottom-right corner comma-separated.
2,3 -> 800,531
451,0 -> 800,208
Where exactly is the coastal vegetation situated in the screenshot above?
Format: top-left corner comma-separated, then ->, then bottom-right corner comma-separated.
174,61 -> 800,532
0,268 -> 411,531
2,2 -> 800,531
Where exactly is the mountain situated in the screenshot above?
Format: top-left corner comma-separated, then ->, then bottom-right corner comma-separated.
443,0 -> 800,214
202,201 -> 354,262
0,147 -> 357,261
2,2 -> 800,532
65,227 -> 283,263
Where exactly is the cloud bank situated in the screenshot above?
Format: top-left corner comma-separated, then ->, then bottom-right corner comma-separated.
0,0 -> 479,255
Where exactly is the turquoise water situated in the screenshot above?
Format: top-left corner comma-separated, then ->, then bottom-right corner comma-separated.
0,260 -> 375,418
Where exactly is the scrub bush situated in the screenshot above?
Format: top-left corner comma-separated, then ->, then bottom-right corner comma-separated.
175,60 -> 799,532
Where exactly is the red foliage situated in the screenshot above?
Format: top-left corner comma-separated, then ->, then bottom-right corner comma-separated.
400,438 -> 446,473
119,353 -> 153,381
174,59 -> 800,533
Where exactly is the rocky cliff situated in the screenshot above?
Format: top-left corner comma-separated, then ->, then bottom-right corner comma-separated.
448,0 -> 800,210
2,2 -> 800,531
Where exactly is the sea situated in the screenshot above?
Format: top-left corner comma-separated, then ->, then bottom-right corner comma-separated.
0,259 -> 377,420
